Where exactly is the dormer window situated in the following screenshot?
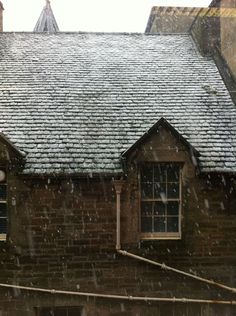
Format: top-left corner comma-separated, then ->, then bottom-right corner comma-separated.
140,163 -> 181,239
0,168 -> 7,241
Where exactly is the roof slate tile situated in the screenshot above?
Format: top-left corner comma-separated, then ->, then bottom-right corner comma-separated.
0,33 -> 235,174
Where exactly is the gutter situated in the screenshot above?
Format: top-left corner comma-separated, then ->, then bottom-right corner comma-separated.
113,180 -> 236,296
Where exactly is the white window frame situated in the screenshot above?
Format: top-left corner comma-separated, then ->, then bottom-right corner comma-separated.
140,162 -> 182,240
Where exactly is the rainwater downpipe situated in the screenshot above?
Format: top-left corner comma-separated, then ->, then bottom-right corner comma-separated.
113,180 -> 124,250
113,180 -> 236,295
0,181 -> 236,305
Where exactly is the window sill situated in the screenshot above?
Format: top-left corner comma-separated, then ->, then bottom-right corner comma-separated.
140,233 -> 181,240
0,234 -> 6,242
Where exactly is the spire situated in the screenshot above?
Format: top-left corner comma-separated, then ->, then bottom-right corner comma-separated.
34,0 -> 59,33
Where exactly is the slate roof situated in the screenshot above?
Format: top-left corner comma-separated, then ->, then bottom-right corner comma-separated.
122,118 -> 200,159
0,32 -> 235,175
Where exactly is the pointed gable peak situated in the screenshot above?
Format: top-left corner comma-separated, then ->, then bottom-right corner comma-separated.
0,133 -> 26,161
122,117 -> 200,158
34,0 -> 59,33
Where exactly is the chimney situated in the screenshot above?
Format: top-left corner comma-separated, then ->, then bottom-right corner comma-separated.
0,1 -> 3,32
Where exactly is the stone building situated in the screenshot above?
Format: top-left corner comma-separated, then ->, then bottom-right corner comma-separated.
0,2 -> 236,316
208,0 -> 236,85
145,6 -> 202,34
145,1 -> 236,104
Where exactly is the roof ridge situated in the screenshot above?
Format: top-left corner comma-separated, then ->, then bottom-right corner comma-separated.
0,31 -> 190,36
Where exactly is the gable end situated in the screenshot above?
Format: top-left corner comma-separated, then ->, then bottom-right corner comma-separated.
121,118 -> 200,160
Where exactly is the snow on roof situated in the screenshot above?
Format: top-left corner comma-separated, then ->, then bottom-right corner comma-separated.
0,32 -> 235,175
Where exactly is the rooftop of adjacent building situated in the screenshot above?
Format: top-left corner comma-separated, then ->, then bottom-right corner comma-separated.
145,5 -> 236,33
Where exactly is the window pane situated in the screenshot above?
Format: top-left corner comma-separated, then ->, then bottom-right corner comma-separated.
154,217 -> 165,232
141,183 -> 153,199
0,185 -> 6,200
154,165 -> 166,182
141,165 -> 153,182
0,218 -> 7,234
141,217 -> 152,232
167,164 -> 180,182
154,202 -> 165,216
0,170 -> 6,183
154,183 -> 166,199
140,163 -> 181,237
0,204 -> 6,217
167,217 -> 179,232
167,202 -> 179,216
167,183 -> 179,199
141,202 -> 152,216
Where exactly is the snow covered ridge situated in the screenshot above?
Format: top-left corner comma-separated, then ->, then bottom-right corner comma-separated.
0,32 -> 235,175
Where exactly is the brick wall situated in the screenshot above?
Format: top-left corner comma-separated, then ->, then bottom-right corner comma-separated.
0,127 -> 236,314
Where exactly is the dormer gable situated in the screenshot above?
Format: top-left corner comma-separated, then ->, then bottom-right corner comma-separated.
0,133 -> 25,164
0,133 -> 25,241
122,117 -> 200,158
121,117 -> 200,168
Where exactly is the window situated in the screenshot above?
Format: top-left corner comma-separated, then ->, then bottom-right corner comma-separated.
0,168 -> 7,241
140,163 -> 181,239
35,306 -> 83,316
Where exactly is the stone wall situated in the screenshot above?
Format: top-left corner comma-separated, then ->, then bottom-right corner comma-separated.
219,0 -> 236,79
145,7 -> 200,34
190,3 -> 236,102
145,3 -> 236,103
0,127 -> 236,315
191,9 -> 221,56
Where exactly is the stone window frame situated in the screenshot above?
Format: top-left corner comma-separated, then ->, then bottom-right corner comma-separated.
139,162 -> 182,240
0,167 -> 7,241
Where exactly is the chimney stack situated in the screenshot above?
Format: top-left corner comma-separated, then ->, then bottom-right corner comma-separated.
0,2 -> 4,32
